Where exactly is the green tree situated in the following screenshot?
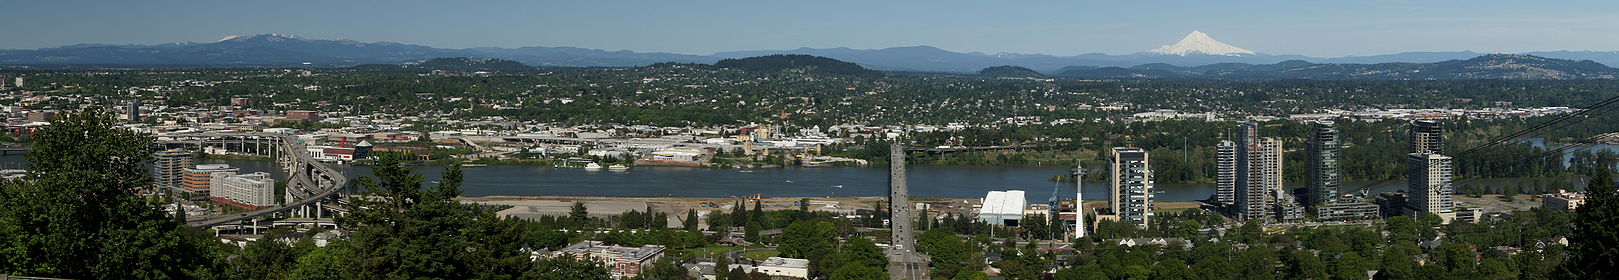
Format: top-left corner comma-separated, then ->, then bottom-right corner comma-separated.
917,228 -> 972,277
1384,216 -> 1422,243
467,211 -> 548,279
685,209 -> 700,231
571,201 -> 591,227
0,110 -> 217,279
527,254 -> 613,280
1284,250 -> 1327,280
287,244 -> 351,280
1433,243 -> 1477,274
236,232 -> 298,280
839,237 -> 889,269
332,157 -> 541,278
830,264 -> 888,280
1378,242 -> 1420,279
715,254 -> 732,280
725,267 -> 751,280
1478,258 -> 1516,280
745,221 -> 762,243
1055,266 -> 1108,280
752,199 -> 765,225
640,257 -> 691,280
1190,241 -> 1236,278
952,269 -> 989,280
1572,168 -> 1618,279
780,221 -> 838,259
1331,252 -> 1371,280
1233,247 -> 1278,280
994,250 -> 1047,280
1150,258 -> 1192,280
732,200 -> 748,228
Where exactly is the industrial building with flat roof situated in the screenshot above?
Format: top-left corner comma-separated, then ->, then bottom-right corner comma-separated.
1542,190 -> 1586,212
978,190 -> 1027,226
741,257 -> 810,279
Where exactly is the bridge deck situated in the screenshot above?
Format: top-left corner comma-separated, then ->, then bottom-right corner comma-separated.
163,133 -> 349,228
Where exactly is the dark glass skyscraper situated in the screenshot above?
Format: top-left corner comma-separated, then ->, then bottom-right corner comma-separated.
1306,120 -> 1340,207
1411,120 -> 1444,154
1234,122 -> 1273,221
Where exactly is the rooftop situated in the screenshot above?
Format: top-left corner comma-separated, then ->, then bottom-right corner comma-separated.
758,257 -> 809,268
558,240 -> 665,261
980,190 -> 1027,216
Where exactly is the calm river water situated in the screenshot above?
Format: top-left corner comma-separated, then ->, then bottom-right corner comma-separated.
3,138 -> 1613,202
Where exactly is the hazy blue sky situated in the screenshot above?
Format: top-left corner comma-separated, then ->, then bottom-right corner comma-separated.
5,1 -> 1617,57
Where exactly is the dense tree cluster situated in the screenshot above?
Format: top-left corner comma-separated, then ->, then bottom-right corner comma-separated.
715,55 -> 883,77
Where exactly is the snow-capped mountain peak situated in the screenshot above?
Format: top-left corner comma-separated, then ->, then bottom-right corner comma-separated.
1149,30 -> 1256,56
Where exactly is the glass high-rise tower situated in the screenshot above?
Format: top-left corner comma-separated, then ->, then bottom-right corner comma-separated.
1307,120 -> 1341,207
1234,122 -> 1276,221
1411,120 -> 1444,154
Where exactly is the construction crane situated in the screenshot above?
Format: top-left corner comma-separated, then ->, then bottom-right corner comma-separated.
1048,181 -> 1062,241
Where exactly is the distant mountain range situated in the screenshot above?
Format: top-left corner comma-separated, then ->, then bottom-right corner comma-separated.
350,57 -> 535,73
4,33 -> 1619,78
1049,54 -> 1619,80
0,34 -> 715,67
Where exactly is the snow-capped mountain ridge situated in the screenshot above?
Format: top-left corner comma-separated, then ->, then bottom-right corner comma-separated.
1149,31 -> 1256,56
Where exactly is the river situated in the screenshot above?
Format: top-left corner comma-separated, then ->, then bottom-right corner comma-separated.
3,137 -> 1612,202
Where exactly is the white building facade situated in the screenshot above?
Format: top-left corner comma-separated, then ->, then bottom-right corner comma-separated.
211,172 -> 276,208
1407,153 -> 1455,223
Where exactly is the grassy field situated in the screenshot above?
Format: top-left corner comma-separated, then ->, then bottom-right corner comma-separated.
688,246 -> 743,258
739,250 -> 780,261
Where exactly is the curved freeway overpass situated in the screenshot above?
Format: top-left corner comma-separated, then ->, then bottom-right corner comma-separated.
156,133 -> 350,228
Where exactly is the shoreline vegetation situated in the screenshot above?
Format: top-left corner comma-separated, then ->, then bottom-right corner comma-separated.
457,195 -> 1207,212
354,149 -> 1592,187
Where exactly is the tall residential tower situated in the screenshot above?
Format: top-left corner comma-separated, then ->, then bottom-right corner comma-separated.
1215,140 -> 1237,206
153,149 -> 193,193
1306,121 -> 1341,207
1109,147 -> 1154,228
1411,120 -> 1444,154
1261,137 -> 1283,194
1234,122 -> 1278,221
1407,153 -> 1455,223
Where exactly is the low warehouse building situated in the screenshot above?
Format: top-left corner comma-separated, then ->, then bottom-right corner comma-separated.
978,190 -> 1027,226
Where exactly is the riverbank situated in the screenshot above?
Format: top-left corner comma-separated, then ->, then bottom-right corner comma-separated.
197,154 -> 273,161
458,195 -> 1204,222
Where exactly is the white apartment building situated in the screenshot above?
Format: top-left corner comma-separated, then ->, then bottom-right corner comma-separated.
211,172 -> 276,208
1407,153 -> 1455,223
